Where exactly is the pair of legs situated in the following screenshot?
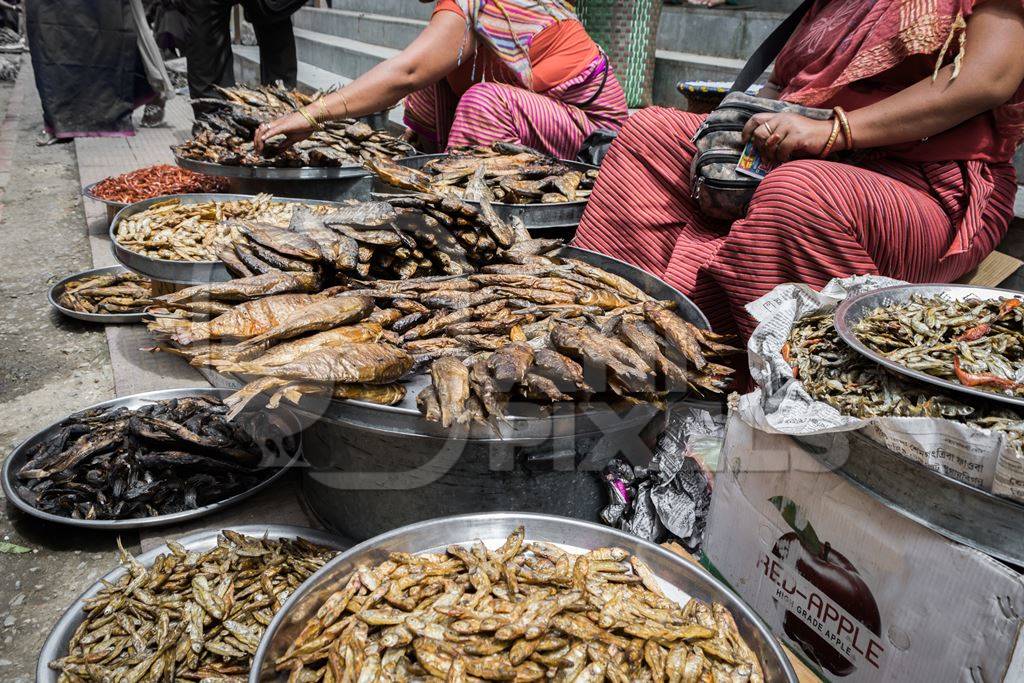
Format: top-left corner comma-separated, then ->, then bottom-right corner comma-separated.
574,108 -> 1015,337
403,59 -> 626,158
183,0 -> 297,106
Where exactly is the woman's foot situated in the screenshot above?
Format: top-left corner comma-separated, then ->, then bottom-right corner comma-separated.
140,102 -> 166,128
35,130 -> 71,146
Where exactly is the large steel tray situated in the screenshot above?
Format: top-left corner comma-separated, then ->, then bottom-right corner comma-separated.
199,245 -> 711,443
110,193 -> 347,284
37,524 -> 349,683
2,387 -> 304,530
374,154 -> 597,233
48,265 -> 146,325
175,154 -> 374,180
836,283 -> 1024,408
250,513 -> 797,682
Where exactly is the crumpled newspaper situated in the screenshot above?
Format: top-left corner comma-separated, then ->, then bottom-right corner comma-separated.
738,275 -> 1024,502
601,404 -> 725,551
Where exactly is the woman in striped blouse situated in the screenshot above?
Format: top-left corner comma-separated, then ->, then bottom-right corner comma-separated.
255,0 -> 627,159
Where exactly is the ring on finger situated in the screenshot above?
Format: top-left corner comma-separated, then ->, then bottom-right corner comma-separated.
760,122 -> 774,136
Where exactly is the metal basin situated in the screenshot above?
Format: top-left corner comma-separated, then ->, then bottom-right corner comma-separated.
373,154 -> 597,239
275,245 -> 710,539
249,513 -> 798,683
109,193 -> 349,284
82,181 -> 128,226
2,387 -> 303,530
37,524 -> 349,683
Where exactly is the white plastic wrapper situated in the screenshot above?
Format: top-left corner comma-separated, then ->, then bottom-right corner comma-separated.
737,275 -> 1024,502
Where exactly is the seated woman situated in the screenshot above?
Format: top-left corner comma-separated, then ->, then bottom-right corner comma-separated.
255,0 -> 627,159
574,0 -> 1024,339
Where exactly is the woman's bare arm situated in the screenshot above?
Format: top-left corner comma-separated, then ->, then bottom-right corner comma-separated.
256,12 -> 473,150
744,0 -> 1024,163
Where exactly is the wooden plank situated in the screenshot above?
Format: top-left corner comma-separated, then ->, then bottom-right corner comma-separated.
957,250 -> 1022,288
662,542 -> 823,682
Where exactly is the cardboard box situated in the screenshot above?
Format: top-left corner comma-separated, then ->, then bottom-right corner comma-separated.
705,414 -> 1024,682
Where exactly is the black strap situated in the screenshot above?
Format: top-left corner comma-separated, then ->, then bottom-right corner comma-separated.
729,0 -> 816,93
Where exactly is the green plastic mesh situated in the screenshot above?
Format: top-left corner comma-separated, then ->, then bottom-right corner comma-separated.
576,0 -> 664,108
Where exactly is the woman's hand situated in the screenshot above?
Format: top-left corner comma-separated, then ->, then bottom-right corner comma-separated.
742,112 -> 836,165
254,111 -> 315,154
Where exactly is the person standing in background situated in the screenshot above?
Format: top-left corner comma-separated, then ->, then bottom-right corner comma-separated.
182,0 -> 303,111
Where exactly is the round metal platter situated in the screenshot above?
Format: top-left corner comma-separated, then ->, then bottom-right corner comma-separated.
197,245 -> 711,442
835,283 -> 1024,408
373,153 -> 597,231
2,387 -> 305,530
81,181 -> 129,212
250,512 -> 798,683
175,154 -> 374,180
37,524 -> 350,683
47,264 -> 147,324
109,193 -> 348,284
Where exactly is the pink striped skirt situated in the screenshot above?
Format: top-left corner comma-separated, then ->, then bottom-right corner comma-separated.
574,108 -> 1017,338
403,55 -> 628,159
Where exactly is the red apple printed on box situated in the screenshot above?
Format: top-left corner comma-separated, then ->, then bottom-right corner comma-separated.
763,496 -> 884,677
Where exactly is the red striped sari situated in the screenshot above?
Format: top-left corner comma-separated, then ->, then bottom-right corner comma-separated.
574,0 -> 1022,339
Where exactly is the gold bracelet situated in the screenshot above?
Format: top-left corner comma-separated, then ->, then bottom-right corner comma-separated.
337,90 -> 351,119
297,106 -> 321,131
819,117 -> 841,159
315,98 -> 331,123
833,106 -> 853,151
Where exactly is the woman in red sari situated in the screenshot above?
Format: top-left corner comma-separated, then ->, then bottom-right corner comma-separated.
575,0 -> 1024,339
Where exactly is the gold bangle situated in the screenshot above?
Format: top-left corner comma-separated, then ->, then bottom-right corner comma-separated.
316,98 -> 331,123
819,117 -> 841,159
833,106 -> 853,151
337,90 -> 351,119
297,106 -> 321,131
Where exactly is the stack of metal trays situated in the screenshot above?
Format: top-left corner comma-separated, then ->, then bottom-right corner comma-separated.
374,154 -> 598,239
820,283 -> 1024,565
250,513 -> 799,682
109,193 -> 345,284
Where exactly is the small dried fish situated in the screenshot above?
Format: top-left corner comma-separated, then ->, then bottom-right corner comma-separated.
57,271 -> 152,314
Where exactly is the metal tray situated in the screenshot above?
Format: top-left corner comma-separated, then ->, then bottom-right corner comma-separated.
250,513 -> 797,683
793,429 -> 1024,566
110,193 -> 347,284
81,181 -> 128,225
836,283 -> 1024,408
175,154 -> 374,180
199,245 -> 711,443
2,387 -> 304,530
37,524 -> 350,683
48,265 -> 147,324
373,154 -> 597,232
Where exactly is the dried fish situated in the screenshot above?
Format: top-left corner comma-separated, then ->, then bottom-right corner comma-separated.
57,271 -> 152,314
50,531 -> 337,681
275,527 -> 764,682
15,396 -> 296,520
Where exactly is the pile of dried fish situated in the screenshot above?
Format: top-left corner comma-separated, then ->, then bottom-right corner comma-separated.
56,271 -> 152,314
146,244 -> 737,421
373,142 -> 598,204
219,195 -> 518,282
113,194 -> 337,262
14,396 -> 295,520
786,312 -> 1024,450
50,531 -> 338,681
175,83 -> 413,168
275,526 -> 764,681
851,293 -> 1024,396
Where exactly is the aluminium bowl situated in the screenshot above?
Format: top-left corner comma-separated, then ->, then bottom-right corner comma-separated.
2,387 -> 304,530
37,524 -> 350,683
249,512 -> 798,682
47,264 -> 147,324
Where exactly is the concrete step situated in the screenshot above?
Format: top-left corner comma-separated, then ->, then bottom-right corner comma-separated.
301,4 -> 785,61
319,0 -> 432,21
286,24 -> 743,109
231,44 -> 406,126
293,8 -> 424,51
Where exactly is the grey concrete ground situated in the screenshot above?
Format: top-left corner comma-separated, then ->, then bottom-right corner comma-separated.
0,66 -> 130,680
